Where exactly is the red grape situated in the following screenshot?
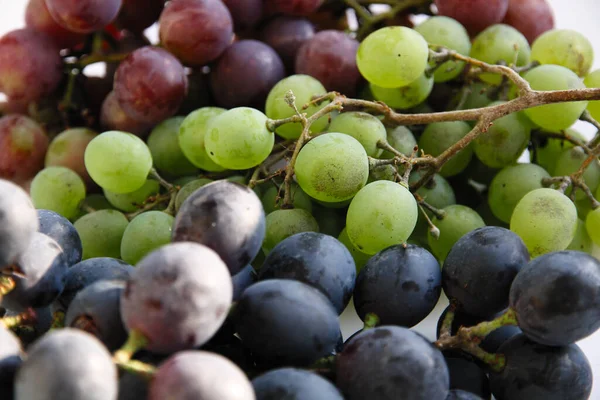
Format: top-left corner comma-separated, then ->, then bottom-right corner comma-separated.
25,0 -> 85,49
265,0 -> 324,16
295,30 -> 360,96
113,46 -> 188,124
45,128 -> 98,185
44,0 -> 123,34
0,28 -> 62,104
105,31 -> 152,84
434,0 -> 509,35
502,0 -> 554,43
115,0 -> 164,34
100,91 -> 153,137
260,16 -> 315,70
83,75 -> 113,117
222,0 -> 263,30
159,0 -> 234,67
0,115 -> 49,185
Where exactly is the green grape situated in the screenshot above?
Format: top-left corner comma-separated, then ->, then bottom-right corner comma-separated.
104,179 -> 160,213
178,107 -> 227,172
418,121 -> 473,177
204,107 -> 274,170
510,188 -> 577,258
532,128 -> 584,174
346,181 -> 418,255
83,194 -> 113,211
30,167 -> 86,220
455,82 -> 494,111
473,102 -> 531,168
584,69 -> 600,121
576,196 -> 594,220
414,16 -> 471,83
554,147 -> 600,200
587,208 -> 600,246
531,29 -> 594,77
120,211 -> 174,265
568,218 -> 593,253
356,26 -> 429,88
328,112 -> 387,157
477,200 -> 508,228
74,209 -> 129,259
488,163 -> 551,223
84,131 -> 153,194
175,178 -> 213,212
262,209 -> 319,254
147,117 -> 198,177
261,183 -> 313,214
226,175 -> 247,185
295,132 -> 369,202
370,74 -> 434,110
368,164 -> 397,183
427,205 -> 485,262
523,65 -> 588,131
338,227 -> 371,273
381,126 -> 417,159
172,176 -> 200,186
464,157 -> 501,186
312,205 -> 345,237
470,24 -> 530,84
265,74 -> 329,139
315,198 -> 352,209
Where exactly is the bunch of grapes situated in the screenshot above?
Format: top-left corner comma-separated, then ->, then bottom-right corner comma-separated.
1,0 -> 600,399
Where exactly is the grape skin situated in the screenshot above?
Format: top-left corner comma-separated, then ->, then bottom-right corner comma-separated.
419,121 -> 474,177
44,0 -> 122,33
428,205 -> 486,262
44,128 -> 97,185
262,209 -> 319,254
100,91 -> 153,138
222,0 -> 263,30
115,0 -> 164,34
30,167 -> 86,221
74,210 -> 129,260
104,179 -> 160,213
502,0 -> 554,44
120,211 -> 174,266
178,107 -> 227,172
370,74 -> 434,110
147,117 -> 198,177
434,0 -> 509,35
174,179 -> 213,213
265,0 -> 324,16
25,0 -> 85,48
260,17 -> 315,70
531,29 -> 594,77
584,69 -> 600,121
252,368 -> 343,400
37,209 -> 82,266
328,112 -> 387,157
586,208 -> 600,246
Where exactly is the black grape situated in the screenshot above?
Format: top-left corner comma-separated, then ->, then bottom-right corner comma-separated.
173,181 -> 266,275
0,325 -> 23,399
446,390 -> 485,400
232,264 -> 256,302
260,16 -> 315,70
445,357 -> 491,399
258,232 -> 356,314
252,368 -> 344,400
37,209 -> 82,266
200,335 -> 256,376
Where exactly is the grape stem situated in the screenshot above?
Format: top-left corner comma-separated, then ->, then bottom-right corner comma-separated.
581,110 -> 600,147
248,148 -> 290,188
0,275 -> 16,298
149,168 -> 174,191
362,313 -> 380,330
50,310 -> 65,330
531,129 -> 592,155
0,308 -> 37,330
414,193 -> 446,220
113,329 -> 149,365
125,192 -> 174,220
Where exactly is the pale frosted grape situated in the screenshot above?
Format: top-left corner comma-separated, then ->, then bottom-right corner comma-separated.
328,112 -> 387,157
30,167 -> 86,220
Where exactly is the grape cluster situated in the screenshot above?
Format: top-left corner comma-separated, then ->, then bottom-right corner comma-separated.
0,0 -> 600,399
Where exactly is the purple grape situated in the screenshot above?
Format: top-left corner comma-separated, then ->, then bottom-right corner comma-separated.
434,0 -> 509,35
44,0 -> 123,33
118,352 -> 166,400
120,242 -> 233,354
264,0 -> 324,16
25,0 -> 85,48
222,0 -> 263,30
252,368 -> 343,400
260,16 -> 315,70
232,265 -> 256,302
115,0 -> 164,33
7,306 -> 52,348
100,91 -> 153,137
502,0 -> 554,43
37,209 -> 82,266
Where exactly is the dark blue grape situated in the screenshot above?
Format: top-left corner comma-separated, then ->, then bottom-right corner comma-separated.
490,334 -> 592,400
0,325 -> 22,399
259,232 -> 355,314
337,326 -> 449,400
65,280 -> 128,351
445,357 -> 490,399
37,209 -> 82,266
480,324 -> 522,353
201,336 -> 256,376
173,181 -> 266,275
232,264 -> 256,302
252,368 -> 344,400
118,351 -> 166,400
442,227 -> 529,317
7,306 -> 52,348
446,390 -> 484,400
353,244 -> 441,327
510,250 -> 600,346
234,279 -> 340,366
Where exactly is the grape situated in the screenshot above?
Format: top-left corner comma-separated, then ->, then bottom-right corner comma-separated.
337,326 -> 449,400
159,0 -> 233,67
178,107 -> 227,172
354,244 -> 441,327
0,324 -> 22,395
261,183 -> 313,214
470,24 -> 531,84
414,16 -> 471,83
30,167 -> 86,221
45,128 -> 97,186
428,204 -> 486,262
502,0 -> 554,43
295,132 -> 369,202
328,112 -> 387,157
232,265 -> 256,302
568,218 -> 593,253
371,74 -> 434,110
114,46 -> 188,124
173,181 -> 266,275
115,0 -> 164,33
554,147 -> 600,200
265,74 -> 329,139
84,131 -> 153,194
259,232 -> 355,314
454,82 -> 494,111
381,126 -> 417,159
434,0 -> 509,35
15,329 -> 118,400
0,29 -> 62,103
337,228 -> 371,273
222,0 -> 262,30
586,208 -> 600,246
104,179 -> 160,213
44,0 -> 122,33
446,390 -> 485,400
234,279 -> 339,366
100,91 -> 153,138
584,69 -> 600,120
147,117 -> 198,177
311,204 -> 344,237
25,0 -> 85,48
522,65 -> 588,131
174,179 -> 213,213
65,280 -> 127,351
252,368 -> 343,400
356,27 -> 429,89
368,164 -> 396,183
490,335 -> 592,400
510,188 -> 577,257
118,352 -> 166,400
120,211 -> 174,265
264,0 -> 324,16
260,17 -> 315,70
419,121 -> 474,177
262,209 -> 319,254
346,181 -> 418,255
295,30 -> 360,96
211,40 -> 285,109
444,357 -> 490,399
74,210 -> 129,259
149,351 -> 254,400
121,242 -> 233,353
532,128 -> 583,174
531,29 -> 594,76
0,115 -> 49,184
38,209 -> 82,266
488,163 -> 551,223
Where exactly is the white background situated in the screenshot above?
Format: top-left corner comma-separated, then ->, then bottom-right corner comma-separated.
0,0 -> 599,398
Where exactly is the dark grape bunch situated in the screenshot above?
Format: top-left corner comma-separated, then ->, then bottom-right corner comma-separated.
1,0 -> 600,399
